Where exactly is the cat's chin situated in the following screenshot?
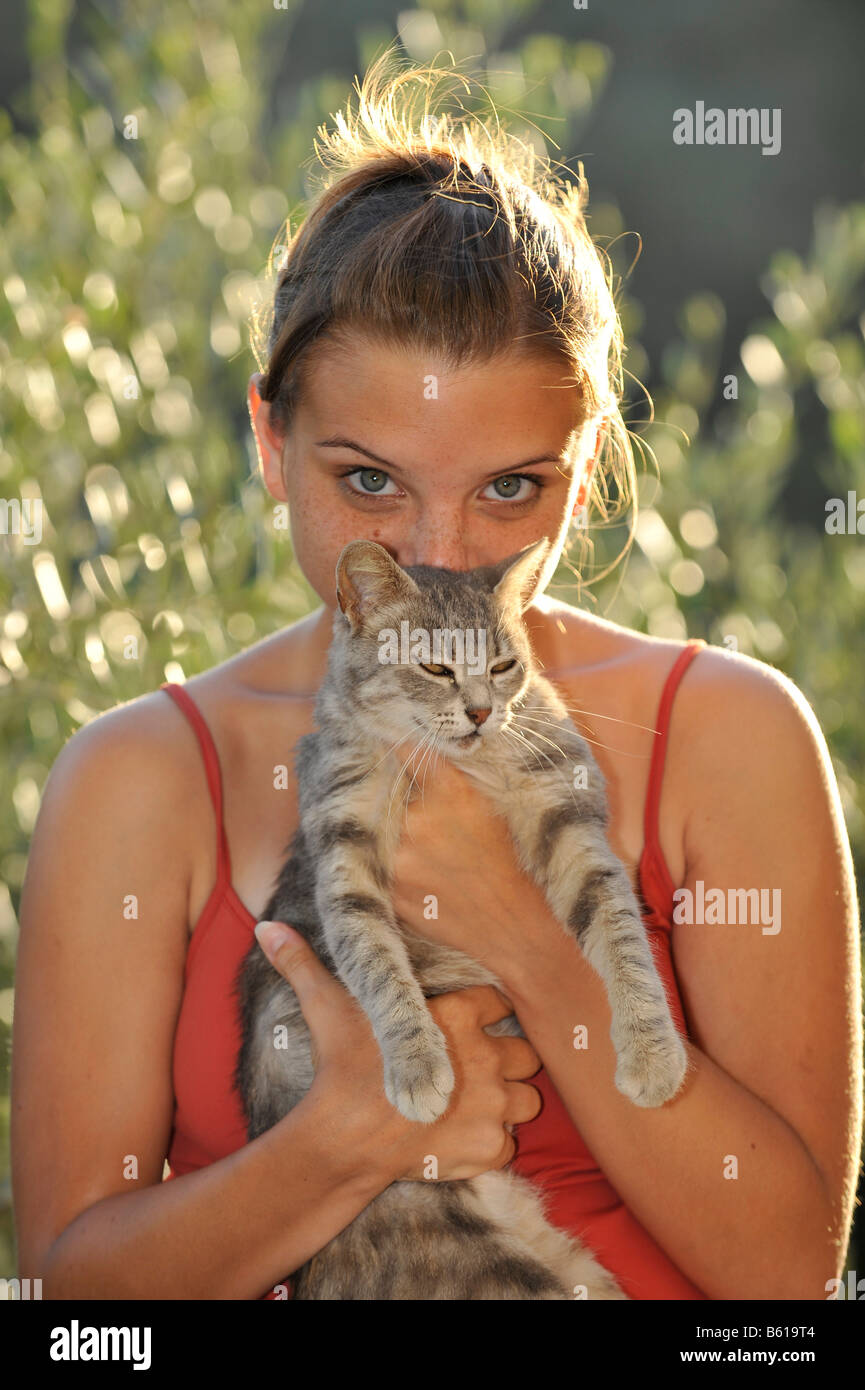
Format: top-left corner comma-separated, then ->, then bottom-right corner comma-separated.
449,731 -> 483,755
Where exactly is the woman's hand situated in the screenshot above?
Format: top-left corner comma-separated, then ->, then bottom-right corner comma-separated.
389,760 -> 562,984
254,922 -> 543,1185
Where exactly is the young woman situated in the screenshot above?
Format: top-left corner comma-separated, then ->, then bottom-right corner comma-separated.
11,55 -> 861,1301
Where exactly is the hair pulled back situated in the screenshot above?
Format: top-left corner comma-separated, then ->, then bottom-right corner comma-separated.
249,45 -> 644,587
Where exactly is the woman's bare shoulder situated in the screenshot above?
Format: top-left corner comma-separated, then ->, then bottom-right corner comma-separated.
53,609 -> 323,811
665,640 -> 834,817
540,595 -> 809,713
41,687 -> 216,904
188,607 -> 327,695
53,684 -> 200,788
535,595 -> 696,683
166,611 -> 325,772
46,608 -> 320,829
539,598 -> 826,792
646,632 -> 823,753
64,611 -> 322,773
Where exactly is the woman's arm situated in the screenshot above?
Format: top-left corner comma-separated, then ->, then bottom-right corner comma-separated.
10,706 -> 392,1298
12,704 -> 539,1298
38,1095 -> 395,1301
495,653 -> 862,1300
389,649 -> 862,1300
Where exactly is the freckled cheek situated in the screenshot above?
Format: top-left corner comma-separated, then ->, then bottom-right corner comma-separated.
288,531 -> 334,604
283,474 -> 385,605
281,475 -> 345,603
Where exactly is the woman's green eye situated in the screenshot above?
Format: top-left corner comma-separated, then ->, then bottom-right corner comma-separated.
339,467 -> 401,501
493,476 -> 524,498
483,474 -> 540,503
354,468 -> 389,493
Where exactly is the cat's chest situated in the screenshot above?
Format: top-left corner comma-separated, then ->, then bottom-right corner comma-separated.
195,683 -> 652,936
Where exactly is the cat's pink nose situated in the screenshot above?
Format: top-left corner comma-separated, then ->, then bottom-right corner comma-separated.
467,708 -> 491,727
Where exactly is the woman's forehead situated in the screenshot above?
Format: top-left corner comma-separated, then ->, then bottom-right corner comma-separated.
301,339 -> 586,437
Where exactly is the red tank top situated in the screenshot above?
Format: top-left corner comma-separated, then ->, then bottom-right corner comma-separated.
160,638 -> 707,1300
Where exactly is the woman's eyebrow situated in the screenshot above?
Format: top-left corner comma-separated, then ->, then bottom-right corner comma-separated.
314,435 -> 564,475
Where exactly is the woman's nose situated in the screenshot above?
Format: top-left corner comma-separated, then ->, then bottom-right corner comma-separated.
396,526 -> 472,571
411,551 -> 471,571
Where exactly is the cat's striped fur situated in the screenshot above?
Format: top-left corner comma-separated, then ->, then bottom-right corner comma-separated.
233,537 -> 689,1299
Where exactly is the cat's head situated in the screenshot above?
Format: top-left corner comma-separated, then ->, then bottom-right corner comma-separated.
329,537 -> 552,759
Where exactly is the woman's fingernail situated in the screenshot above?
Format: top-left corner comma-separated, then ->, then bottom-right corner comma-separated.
254,920 -> 295,955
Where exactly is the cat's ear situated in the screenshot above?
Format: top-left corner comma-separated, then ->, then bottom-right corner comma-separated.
335,540 -> 419,632
492,538 -> 553,614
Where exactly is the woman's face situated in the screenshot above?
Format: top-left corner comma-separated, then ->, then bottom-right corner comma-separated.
248,334 -> 601,610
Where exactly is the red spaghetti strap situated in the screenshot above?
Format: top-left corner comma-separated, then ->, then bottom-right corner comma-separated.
643,640 -> 706,858
159,682 -> 232,886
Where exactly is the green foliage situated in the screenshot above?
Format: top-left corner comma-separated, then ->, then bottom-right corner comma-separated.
569,202 -> 865,897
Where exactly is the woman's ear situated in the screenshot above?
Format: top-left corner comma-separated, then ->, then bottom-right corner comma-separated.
590,415 -> 608,467
247,371 -> 263,422
248,373 -> 288,499
572,416 -> 606,512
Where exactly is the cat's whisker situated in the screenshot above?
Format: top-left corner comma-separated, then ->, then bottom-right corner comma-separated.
384,736 -> 430,834
514,700 -> 599,742
512,709 -> 599,745
514,715 -> 613,758
501,723 -> 544,772
366,729 -> 420,777
537,696 -> 660,737
501,724 -> 545,771
502,723 -> 558,773
401,724 -> 449,822
504,730 -> 585,818
506,717 -> 569,760
503,725 -> 588,818
515,710 -> 627,758
404,729 -> 439,812
369,719 -> 451,821
513,708 -> 652,760
418,729 -> 447,803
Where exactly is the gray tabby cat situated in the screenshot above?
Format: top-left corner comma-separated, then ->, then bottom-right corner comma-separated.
233,537 -> 689,1300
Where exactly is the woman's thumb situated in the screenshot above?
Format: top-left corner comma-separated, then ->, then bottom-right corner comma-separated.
255,922 -> 329,1070
254,921 -> 320,996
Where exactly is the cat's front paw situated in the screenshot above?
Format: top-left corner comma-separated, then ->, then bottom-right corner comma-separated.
382,1029 -> 455,1124
613,1027 -> 688,1108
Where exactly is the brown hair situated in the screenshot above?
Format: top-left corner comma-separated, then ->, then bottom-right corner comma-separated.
249,45 -> 644,591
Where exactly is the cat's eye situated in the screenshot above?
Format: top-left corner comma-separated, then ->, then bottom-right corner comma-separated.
490,659 -> 517,674
419,663 -> 454,679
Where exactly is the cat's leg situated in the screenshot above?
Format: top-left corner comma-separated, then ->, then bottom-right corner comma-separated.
540,816 -> 686,1104
492,760 -> 688,1107
307,816 -> 456,1125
